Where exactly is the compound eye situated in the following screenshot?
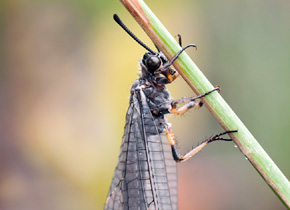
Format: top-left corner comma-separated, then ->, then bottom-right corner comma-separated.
143,52 -> 152,62
145,56 -> 161,73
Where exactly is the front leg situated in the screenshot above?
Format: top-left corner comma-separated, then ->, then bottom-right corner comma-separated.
157,34 -> 182,83
159,42 -> 197,83
161,67 -> 179,83
170,86 -> 220,115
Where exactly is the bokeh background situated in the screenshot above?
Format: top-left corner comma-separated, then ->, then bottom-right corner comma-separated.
1,0 -> 290,209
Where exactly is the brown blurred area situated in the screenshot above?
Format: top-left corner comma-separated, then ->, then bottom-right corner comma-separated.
1,0 -> 290,209
1,1 -> 105,209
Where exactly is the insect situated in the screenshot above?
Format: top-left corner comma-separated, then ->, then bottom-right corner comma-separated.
105,14 -> 237,210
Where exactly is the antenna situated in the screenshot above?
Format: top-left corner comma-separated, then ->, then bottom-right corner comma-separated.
113,14 -> 155,54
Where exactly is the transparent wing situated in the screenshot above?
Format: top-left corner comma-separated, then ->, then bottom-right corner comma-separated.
105,89 -> 177,210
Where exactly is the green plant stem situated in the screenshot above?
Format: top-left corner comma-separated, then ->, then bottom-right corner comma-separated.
119,0 -> 290,208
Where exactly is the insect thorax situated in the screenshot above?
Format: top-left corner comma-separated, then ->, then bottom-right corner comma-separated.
130,68 -> 172,133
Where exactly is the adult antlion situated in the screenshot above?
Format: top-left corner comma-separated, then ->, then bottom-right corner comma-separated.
104,14 -> 237,210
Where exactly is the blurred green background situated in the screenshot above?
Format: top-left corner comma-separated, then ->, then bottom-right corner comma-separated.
1,0 -> 290,209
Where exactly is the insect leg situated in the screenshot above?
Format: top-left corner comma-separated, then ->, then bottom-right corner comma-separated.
174,34 -> 182,47
161,68 -> 179,83
160,41 -> 197,83
170,86 -> 220,115
165,128 -> 238,162
161,44 -> 197,72
170,100 -> 203,115
161,34 -> 182,83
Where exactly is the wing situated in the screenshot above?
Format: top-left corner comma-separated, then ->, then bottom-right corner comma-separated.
105,87 -> 177,210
